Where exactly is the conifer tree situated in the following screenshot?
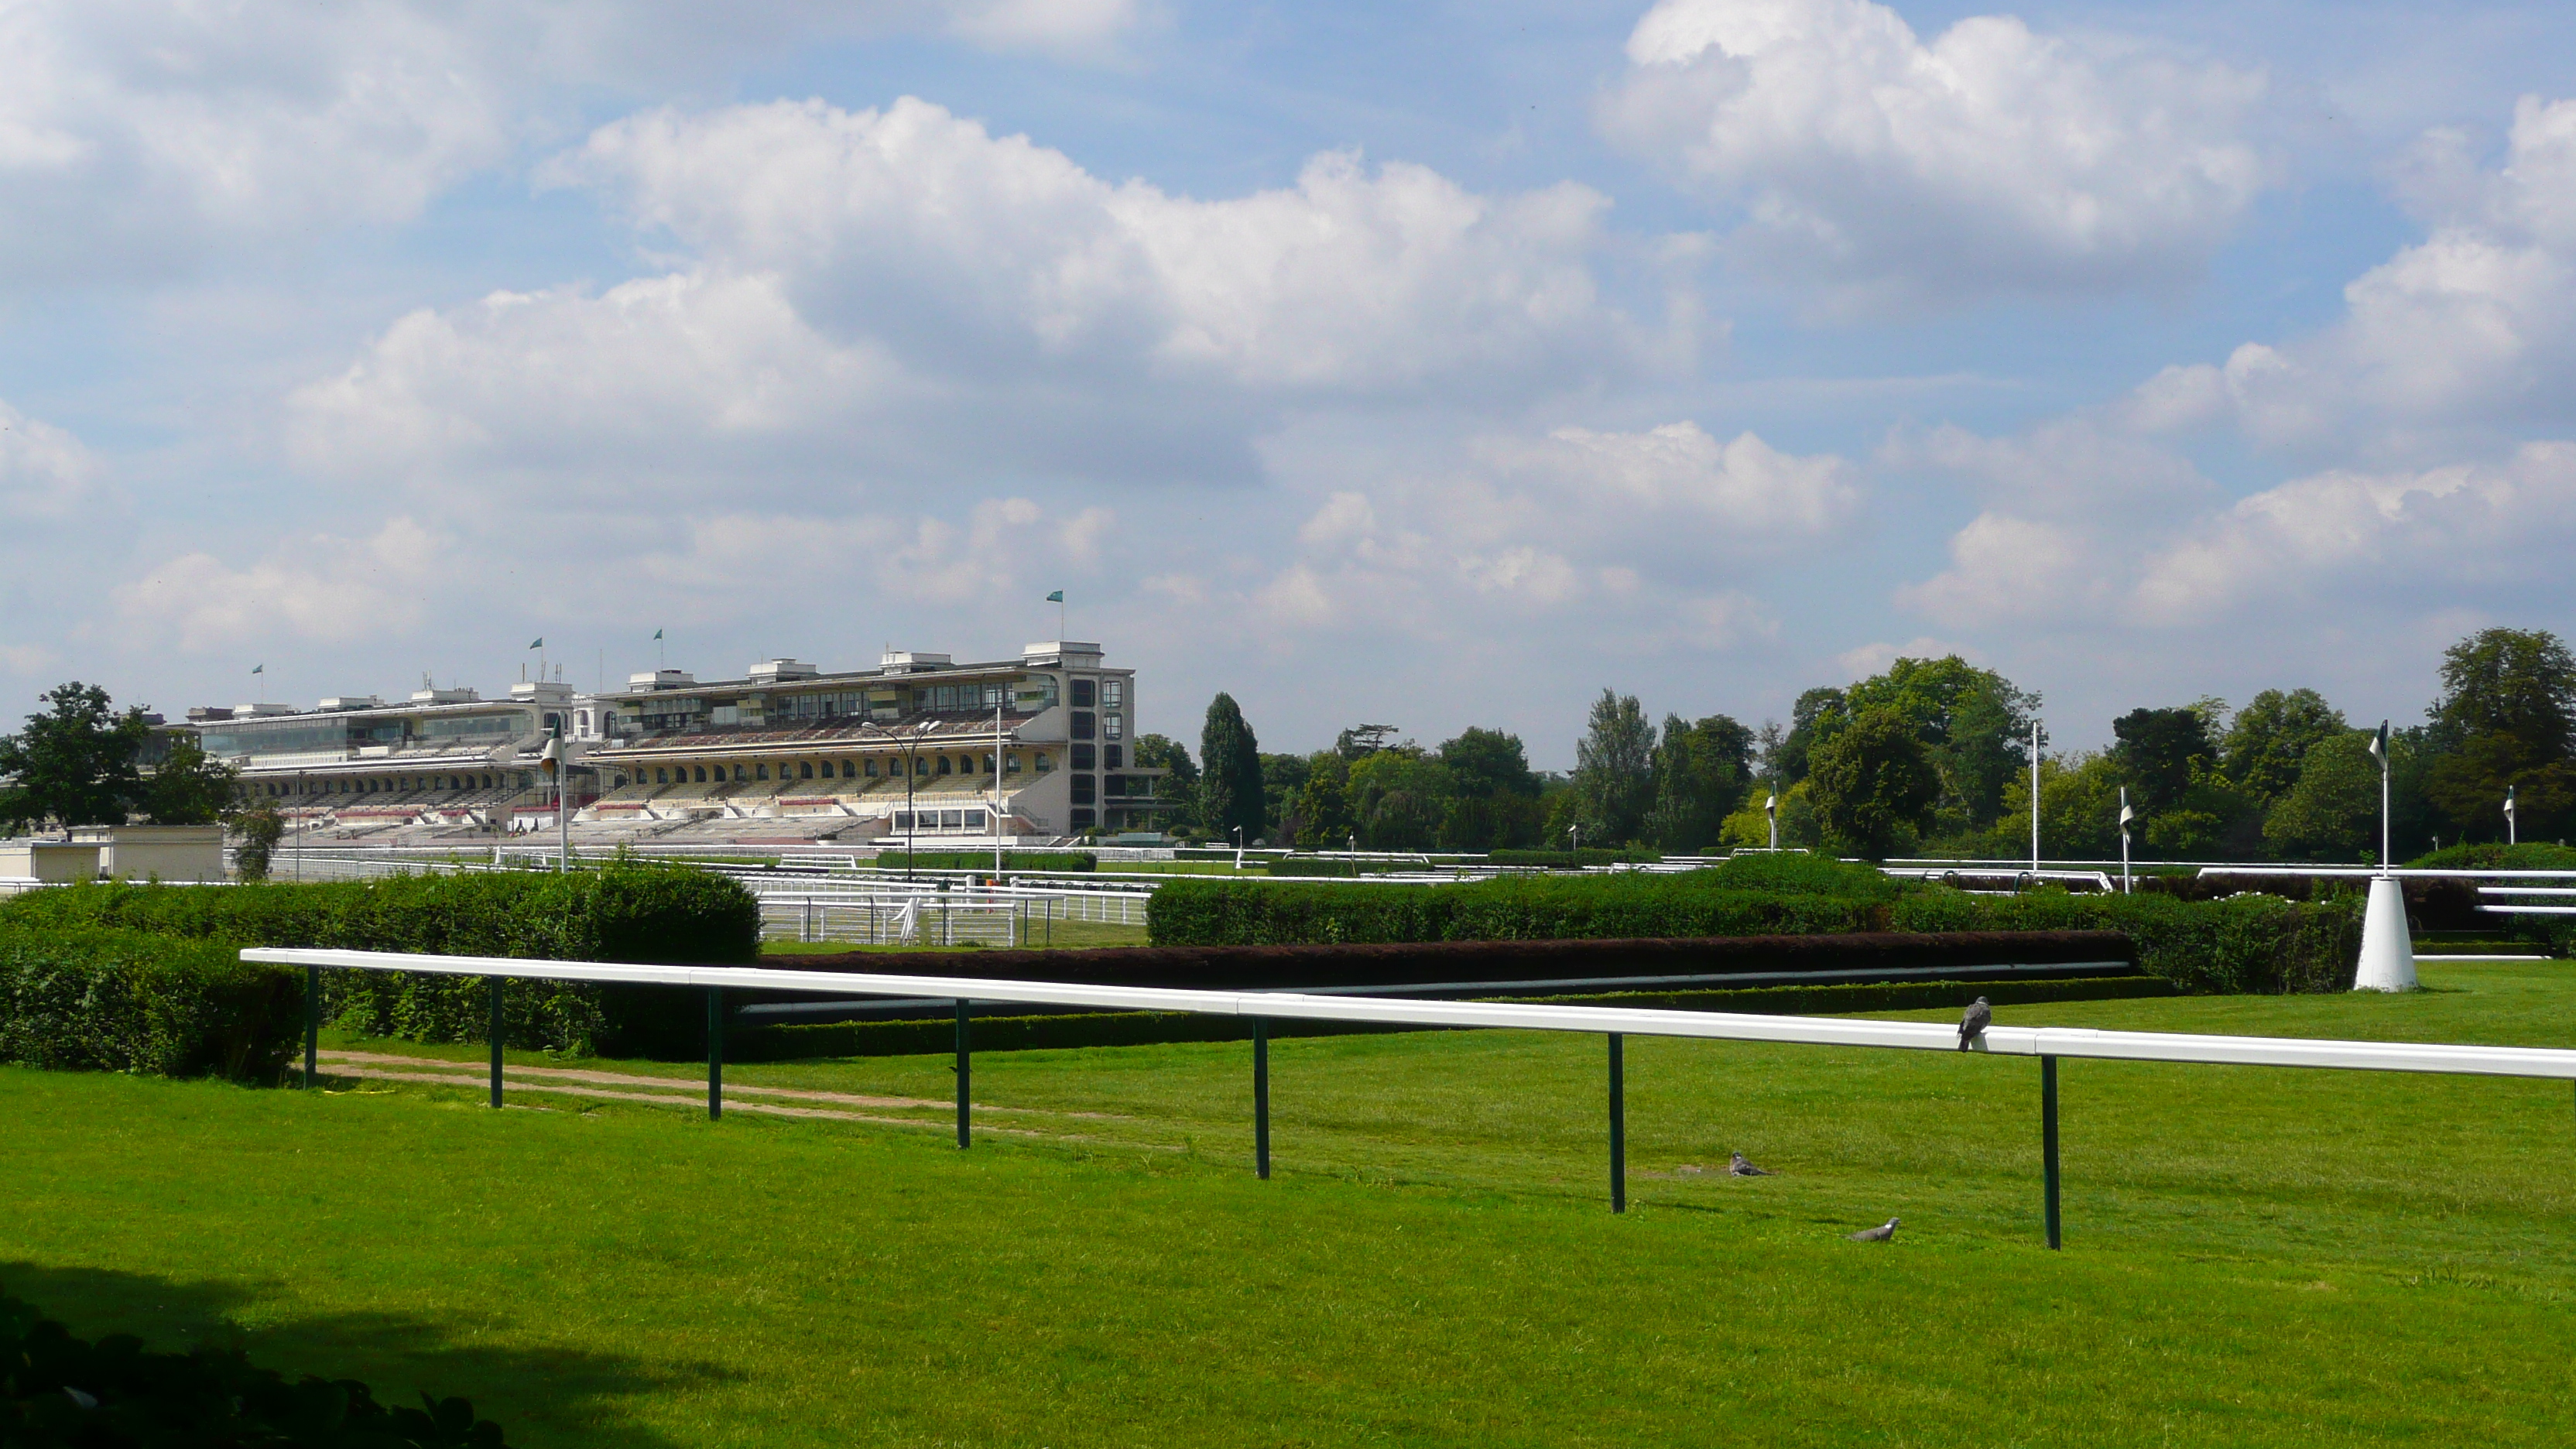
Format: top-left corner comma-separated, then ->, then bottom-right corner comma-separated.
1197,692 -> 1266,843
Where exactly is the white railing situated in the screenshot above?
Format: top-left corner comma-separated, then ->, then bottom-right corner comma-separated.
245,945 -> 2576,1244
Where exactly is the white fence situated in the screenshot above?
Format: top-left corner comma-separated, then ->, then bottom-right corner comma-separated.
246,945 -> 2576,1245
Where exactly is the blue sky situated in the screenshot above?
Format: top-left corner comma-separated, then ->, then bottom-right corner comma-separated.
5,0 -> 2574,767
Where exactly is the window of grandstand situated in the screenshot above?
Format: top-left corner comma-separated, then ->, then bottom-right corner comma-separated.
1071,807 -> 1096,830
1071,711 -> 1095,740
1070,678 -> 1096,708
1070,743 -> 1095,771
937,756 -> 952,776
1105,712 -> 1122,740
964,810 -> 985,828
1071,773 -> 1096,804
1005,753 -> 1022,772
1105,775 -> 1128,797
915,681 -> 1007,713
418,714 -> 522,739
1104,680 -> 1124,707
1014,676 -> 1059,711
981,753 -> 995,772
1034,752 -> 1053,771
865,759 -> 879,777
755,764 -> 769,780
800,762 -> 814,779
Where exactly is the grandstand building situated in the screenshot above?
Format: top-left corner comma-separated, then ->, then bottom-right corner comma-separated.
197,642 -> 1167,847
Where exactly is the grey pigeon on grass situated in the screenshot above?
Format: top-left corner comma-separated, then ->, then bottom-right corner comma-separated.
1846,1217 -> 1899,1243
1958,995 -> 1992,1051
1728,1152 -> 1772,1177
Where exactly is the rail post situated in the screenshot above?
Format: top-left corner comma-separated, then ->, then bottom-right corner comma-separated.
487,977 -> 504,1110
1253,1018 -> 1271,1180
2042,1053 -> 2061,1249
1608,1033 -> 1626,1214
707,986 -> 725,1121
954,999 -> 971,1149
303,964 -> 320,1088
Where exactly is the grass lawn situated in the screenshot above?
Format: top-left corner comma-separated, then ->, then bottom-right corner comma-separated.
8,963 -> 2576,1446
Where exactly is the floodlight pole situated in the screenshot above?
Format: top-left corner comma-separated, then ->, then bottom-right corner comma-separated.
2030,719 -> 2042,875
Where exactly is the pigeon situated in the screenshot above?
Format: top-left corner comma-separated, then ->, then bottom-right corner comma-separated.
1958,995 -> 1992,1052
1846,1217 -> 1899,1243
1728,1151 -> 1773,1177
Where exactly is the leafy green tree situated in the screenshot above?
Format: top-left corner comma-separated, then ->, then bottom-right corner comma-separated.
1257,752 -> 1312,842
2263,730 -> 2381,860
2222,688 -> 2347,803
141,736 -> 239,826
1434,727 -> 1541,851
1646,713 -> 1752,853
1348,749 -> 1451,851
1993,752 -> 2126,859
1437,727 -> 1538,799
0,682 -> 154,831
1196,693 -> 1265,844
232,800 -> 286,881
1290,756 -> 1357,849
1771,687 -> 1848,786
2423,628 -> 2576,841
1131,734 -> 1199,827
2110,706 -> 2218,817
1571,690 -> 1656,844
1334,724 -> 1401,761
1843,655 -> 2037,832
1719,778 -> 1818,849
1806,707 -> 1938,859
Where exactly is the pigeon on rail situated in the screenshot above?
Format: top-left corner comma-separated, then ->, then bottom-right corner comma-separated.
1846,1218 -> 1899,1243
1958,995 -> 1992,1051
1728,1152 -> 1773,1177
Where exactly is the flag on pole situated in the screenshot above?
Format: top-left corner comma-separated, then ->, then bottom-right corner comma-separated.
653,629 -> 663,640
1045,591 -> 1064,603
528,637 -> 543,650
1764,793 -> 1777,815
251,663 -> 263,675
2368,720 -> 2389,763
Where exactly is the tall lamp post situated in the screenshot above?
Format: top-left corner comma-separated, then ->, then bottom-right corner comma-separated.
2367,721 -> 2392,870
2029,718 -> 2043,875
2118,787 -> 2133,894
1765,791 -> 1778,852
539,728 -> 570,873
858,718 -> 935,881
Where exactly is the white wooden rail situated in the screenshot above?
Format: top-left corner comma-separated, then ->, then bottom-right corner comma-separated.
245,946 -> 2576,1245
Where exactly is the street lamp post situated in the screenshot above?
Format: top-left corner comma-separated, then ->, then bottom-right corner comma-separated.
858,718 -> 934,881
2030,718 -> 2043,875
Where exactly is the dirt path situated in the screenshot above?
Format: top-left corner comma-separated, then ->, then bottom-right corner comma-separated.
313,1050 -> 1166,1146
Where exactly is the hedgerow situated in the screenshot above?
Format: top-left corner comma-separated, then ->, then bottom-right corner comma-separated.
0,867 -> 759,1057
871,851 -> 1094,872
0,929 -> 300,1081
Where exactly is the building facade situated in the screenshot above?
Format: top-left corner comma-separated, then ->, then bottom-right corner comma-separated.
194,642 -> 1169,844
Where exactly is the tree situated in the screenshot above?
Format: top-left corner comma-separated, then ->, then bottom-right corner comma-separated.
1436,728 -> 1538,800
2110,707 -> 2218,817
1197,693 -> 1265,844
1941,673 -> 2039,828
1258,752 -> 1312,842
1434,727 -> 1542,851
2222,688 -> 2347,803
0,682 -> 154,832
141,737 -> 239,826
1771,687 -> 1848,786
233,800 -> 286,881
1993,752 -> 2125,859
1806,707 -> 1939,859
1290,759 -> 1356,849
2263,730 -> 2381,861
1571,690 -> 1656,844
1348,749 -> 1451,851
2424,628 -> 2576,840
1646,713 -> 1752,853
1131,734 -> 1199,827
1334,724 -> 1401,761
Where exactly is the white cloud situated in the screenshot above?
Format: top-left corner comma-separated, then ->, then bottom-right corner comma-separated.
0,402 -> 101,521
293,98 -> 1643,492
1896,512 -> 2105,625
1834,636 -> 1972,679
1600,0 -> 2270,306
114,517 -> 447,652
0,1 -> 1146,281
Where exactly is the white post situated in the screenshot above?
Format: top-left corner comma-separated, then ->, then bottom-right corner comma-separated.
2030,719 -> 2042,874
995,702 -> 1005,875
2119,786 -> 2131,894
1766,792 -> 1778,851
2355,875 -> 2419,992
2506,785 -> 2517,846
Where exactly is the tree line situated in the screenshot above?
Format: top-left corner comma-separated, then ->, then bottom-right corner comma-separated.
1153,625 -> 2573,862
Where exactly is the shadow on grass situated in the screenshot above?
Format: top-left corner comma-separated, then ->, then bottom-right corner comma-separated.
1,1261 -> 729,1448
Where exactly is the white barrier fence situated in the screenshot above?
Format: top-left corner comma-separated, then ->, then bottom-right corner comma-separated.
245,946 -> 2576,1245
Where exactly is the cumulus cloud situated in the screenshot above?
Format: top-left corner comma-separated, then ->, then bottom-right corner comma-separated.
291,98 -> 1642,490
1600,0 -> 2270,307
114,518 -> 448,652
2134,96 -> 2576,457
0,0 -> 1146,281
0,402 -> 101,521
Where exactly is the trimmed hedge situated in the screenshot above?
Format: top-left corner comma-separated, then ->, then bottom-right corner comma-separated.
0,868 -> 759,1057
1488,848 -> 1660,868
2,1289 -> 509,1447
871,851 -> 1094,872
731,974 -> 2171,1060
1148,875 -> 2360,994
1265,858 -> 1372,878
0,929 -> 301,1081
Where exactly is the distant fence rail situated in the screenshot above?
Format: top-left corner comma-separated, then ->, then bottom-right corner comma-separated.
246,946 -> 2576,1248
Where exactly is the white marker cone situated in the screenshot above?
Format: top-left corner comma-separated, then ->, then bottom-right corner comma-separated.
2353,875 -> 2417,992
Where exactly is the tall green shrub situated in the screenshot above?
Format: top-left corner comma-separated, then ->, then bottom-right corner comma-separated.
0,929 -> 300,1080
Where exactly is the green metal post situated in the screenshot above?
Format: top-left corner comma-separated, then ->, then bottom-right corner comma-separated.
303,964 -> 320,1088
954,999 -> 971,1149
1253,1019 -> 1270,1180
1608,1033 -> 1626,1214
707,986 -> 724,1121
2042,1053 -> 2061,1250
488,977 -> 504,1110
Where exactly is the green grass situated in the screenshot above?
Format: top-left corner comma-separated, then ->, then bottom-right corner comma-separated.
9,963 -> 2576,1446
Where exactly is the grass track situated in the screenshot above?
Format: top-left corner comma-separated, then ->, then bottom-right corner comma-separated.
7,963 -> 2576,1445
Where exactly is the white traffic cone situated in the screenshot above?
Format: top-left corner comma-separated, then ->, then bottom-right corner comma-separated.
2352,875 -> 2417,992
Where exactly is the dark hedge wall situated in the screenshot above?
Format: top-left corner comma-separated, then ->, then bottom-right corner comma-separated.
0,929 -> 301,1081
